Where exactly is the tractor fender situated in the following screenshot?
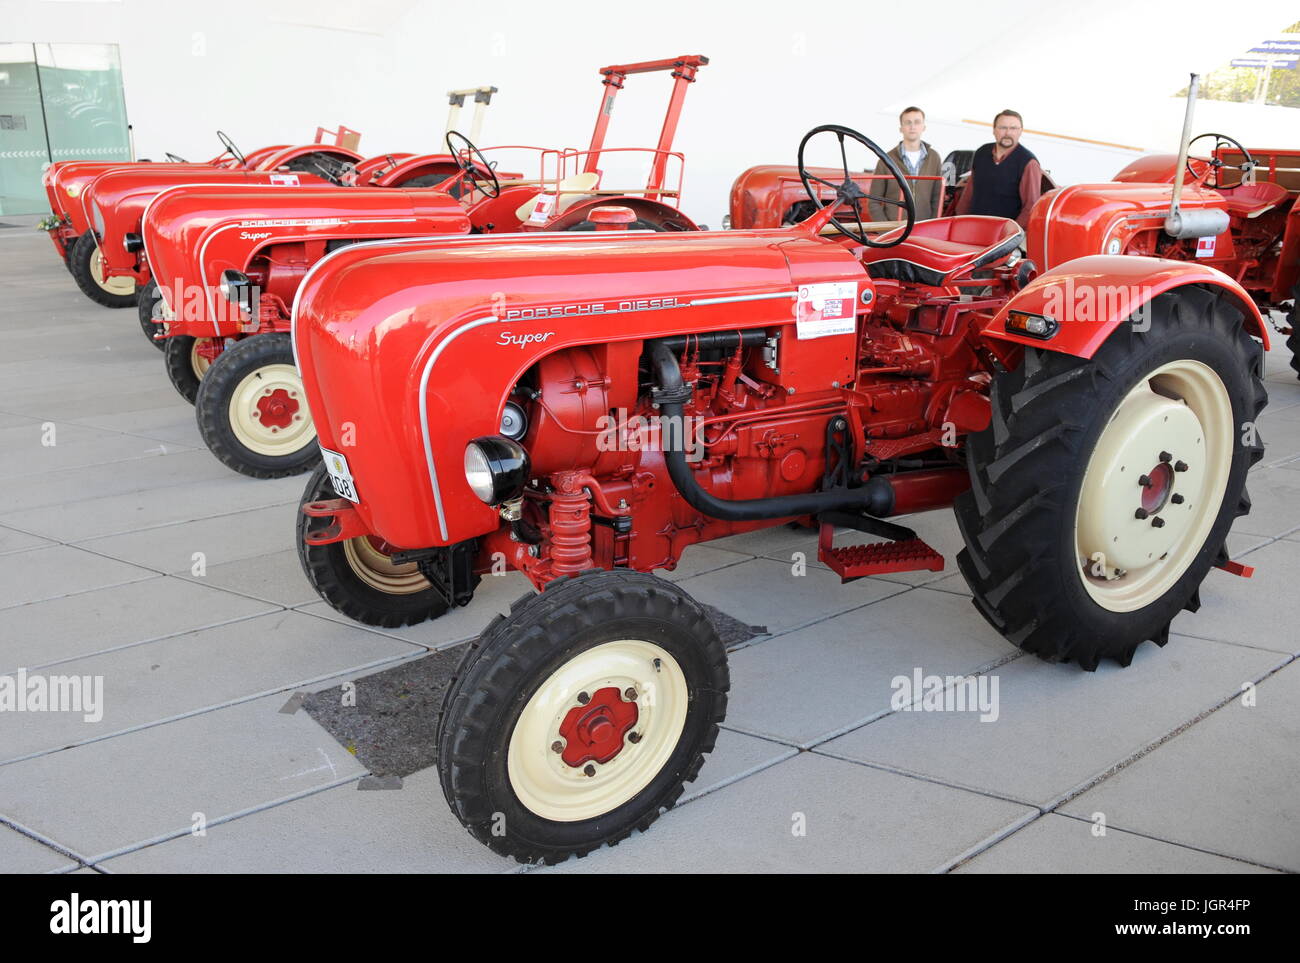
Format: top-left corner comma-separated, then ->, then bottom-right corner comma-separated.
544,196 -> 699,232
983,254 -> 1269,358
370,153 -> 460,188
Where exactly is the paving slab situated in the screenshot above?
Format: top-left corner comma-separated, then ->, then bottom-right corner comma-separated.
0,544 -> 154,610
675,556 -> 908,637
0,421 -> 188,480
0,693 -> 367,862
0,824 -> 80,873
0,609 -> 418,763
724,587 -> 1017,746
4,448 -> 238,514
0,525 -> 53,556
818,634 -> 1286,808
955,813 -> 1275,873
176,548 -> 320,608
0,575 -> 277,673
1170,539 -> 1300,654
1232,467 -> 1300,537
1060,660 -> 1300,872
79,503 -> 301,574
543,752 -> 1035,873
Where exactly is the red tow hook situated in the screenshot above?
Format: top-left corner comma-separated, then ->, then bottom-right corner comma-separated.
1215,558 -> 1255,578
301,498 -> 369,545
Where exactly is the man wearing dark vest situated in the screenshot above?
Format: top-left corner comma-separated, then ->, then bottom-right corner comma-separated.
955,109 -> 1044,228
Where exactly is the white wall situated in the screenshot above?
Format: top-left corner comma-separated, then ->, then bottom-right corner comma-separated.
5,0 -> 1300,225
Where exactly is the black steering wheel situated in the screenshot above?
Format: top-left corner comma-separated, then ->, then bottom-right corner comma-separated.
165,152 -> 188,163
798,124 -> 915,247
1186,133 -> 1255,189
216,130 -> 246,167
446,130 -> 500,199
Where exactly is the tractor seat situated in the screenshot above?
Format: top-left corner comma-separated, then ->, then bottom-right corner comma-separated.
1216,181 -> 1290,219
514,171 -> 602,222
862,215 -> 1023,286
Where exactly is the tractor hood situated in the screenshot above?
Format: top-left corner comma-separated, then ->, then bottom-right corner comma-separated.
1027,181 -> 1226,270
293,228 -> 864,549
143,184 -> 469,333
45,161 -> 211,231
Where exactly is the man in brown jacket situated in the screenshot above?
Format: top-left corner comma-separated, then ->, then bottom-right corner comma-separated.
867,106 -> 944,223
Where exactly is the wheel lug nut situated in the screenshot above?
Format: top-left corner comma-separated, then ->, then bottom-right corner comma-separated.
1174,460 -> 1188,472
550,740 -> 563,754
624,687 -> 638,701
1151,516 -> 1166,528
1159,451 -> 1172,463
1138,474 -> 1153,488
1171,493 -> 1185,504
577,691 -> 590,705
1135,508 -> 1149,519
627,731 -> 642,743
583,764 -> 596,777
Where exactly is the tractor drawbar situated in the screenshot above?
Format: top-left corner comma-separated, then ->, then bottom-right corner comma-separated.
649,338 -> 897,521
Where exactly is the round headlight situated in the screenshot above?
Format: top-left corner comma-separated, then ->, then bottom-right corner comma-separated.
464,436 -> 530,505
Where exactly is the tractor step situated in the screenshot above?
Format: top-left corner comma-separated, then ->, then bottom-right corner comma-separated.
818,538 -> 945,580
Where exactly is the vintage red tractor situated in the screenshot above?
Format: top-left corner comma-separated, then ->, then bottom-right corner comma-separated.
138,57 -> 706,478
1025,75 -> 1298,376
289,125 -> 1268,863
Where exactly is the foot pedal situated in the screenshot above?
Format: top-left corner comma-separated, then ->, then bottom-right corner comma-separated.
819,538 -> 945,580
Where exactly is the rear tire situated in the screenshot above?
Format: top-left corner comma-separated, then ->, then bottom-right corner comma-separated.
296,464 -> 461,627
1285,282 -> 1299,380
138,279 -> 166,351
955,286 -> 1266,669
437,570 -> 729,863
194,333 -> 319,478
69,231 -> 137,308
163,334 -> 216,405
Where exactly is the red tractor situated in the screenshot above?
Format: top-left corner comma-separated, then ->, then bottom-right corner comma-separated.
290,125 -> 1268,863
1025,75 -> 1299,376
139,57 -> 707,479
41,130 -> 364,306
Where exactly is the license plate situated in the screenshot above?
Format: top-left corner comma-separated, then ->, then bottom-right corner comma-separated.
320,447 -> 359,503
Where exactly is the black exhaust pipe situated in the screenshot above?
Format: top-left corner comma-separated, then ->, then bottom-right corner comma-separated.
649,339 -> 894,522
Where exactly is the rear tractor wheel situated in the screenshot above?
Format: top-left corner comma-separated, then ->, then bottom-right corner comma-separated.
955,286 -> 1266,669
194,333 -> 318,478
296,464 -> 479,627
437,570 -> 729,863
69,231 -> 137,308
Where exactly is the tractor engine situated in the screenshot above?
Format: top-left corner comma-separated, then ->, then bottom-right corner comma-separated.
498,287 -> 990,581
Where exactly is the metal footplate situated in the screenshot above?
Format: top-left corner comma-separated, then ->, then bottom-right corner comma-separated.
815,510 -> 945,581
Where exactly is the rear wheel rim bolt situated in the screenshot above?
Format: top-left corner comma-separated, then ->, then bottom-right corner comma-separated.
1151,517 -> 1166,528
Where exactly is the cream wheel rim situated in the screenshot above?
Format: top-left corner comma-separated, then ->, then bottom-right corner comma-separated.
89,244 -> 136,296
1074,359 -> 1233,612
226,362 -> 316,456
507,639 -> 688,822
340,538 -> 430,594
190,339 -> 214,380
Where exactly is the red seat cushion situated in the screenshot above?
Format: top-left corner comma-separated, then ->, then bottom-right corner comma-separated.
1217,181 -> 1290,219
862,215 -> 1023,286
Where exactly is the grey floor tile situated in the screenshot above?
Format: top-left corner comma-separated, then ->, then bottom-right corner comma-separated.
683,728 -> 798,802
0,422 -> 188,480
675,556 -> 908,636
725,587 -> 1017,746
544,752 -> 1035,873
1232,467 -> 1300,537
0,575 -> 277,673
1171,539 -> 1300,654
0,823 -> 80,873
98,768 -> 505,873
1059,660 -> 1300,872
0,693 -> 367,861
177,549 -> 319,608
658,544 -> 754,582
0,544 -> 154,610
0,525 -> 53,556
0,609 -> 418,763
954,813 -> 1275,873
820,635 -> 1286,808
4,448 -> 236,514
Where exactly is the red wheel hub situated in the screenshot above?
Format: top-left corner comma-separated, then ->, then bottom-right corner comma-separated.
1141,462 -> 1174,514
557,686 -> 638,767
253,388 -> 300,430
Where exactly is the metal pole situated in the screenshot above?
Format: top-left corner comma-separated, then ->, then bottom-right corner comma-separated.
1166,72 -> 1199,234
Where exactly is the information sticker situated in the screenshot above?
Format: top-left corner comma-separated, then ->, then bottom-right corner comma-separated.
795,281 -> 857,340
527,193 -> 557,225
1196,235 -> 1217,258
269,173 -> 301,186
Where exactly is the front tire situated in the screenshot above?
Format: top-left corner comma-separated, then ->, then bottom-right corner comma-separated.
296,464 -> 462,627
194,333 -> 318,478
1285,282 -> 1299,380
437,570 -> 729,863
69,231 -> 137,308
955,286 -> 1267,669
163,334 -> 217,404
138,279 -> 166,350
